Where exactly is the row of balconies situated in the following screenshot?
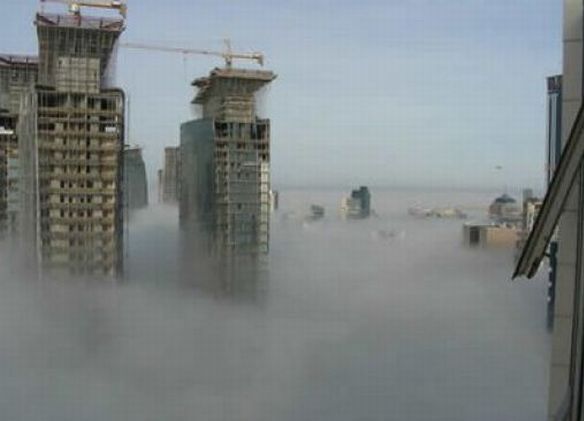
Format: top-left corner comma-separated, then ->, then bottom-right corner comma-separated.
43,254 -> 116,266
42,174 -> 114,183
39,130 -> 120,139
38,116 -> 121,124
215,137 -> 269,145
42,231 -> 114,241
49,242 -> 116,251
42,202 -> 113,210
43,187 -> 116,195
39,159 -> 117,167
45,215 -> 114,224
39,107 -> 121,116
47,223 -> 114,233
38,142 -> 119,152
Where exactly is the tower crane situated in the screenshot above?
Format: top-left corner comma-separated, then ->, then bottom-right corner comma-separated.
120,39 -> 264,69
40,0 -> 128,18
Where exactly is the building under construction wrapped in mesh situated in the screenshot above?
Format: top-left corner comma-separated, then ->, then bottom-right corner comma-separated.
18,12 -> 125,278
180,68 -> 275,261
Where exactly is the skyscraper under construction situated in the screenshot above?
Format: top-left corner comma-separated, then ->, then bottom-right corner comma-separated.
180,67 -> 276,259
18,11 -> 126,278
0,55 -> 38,237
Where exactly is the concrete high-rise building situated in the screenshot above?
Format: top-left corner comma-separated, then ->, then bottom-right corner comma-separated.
0,55 -> 38,236
180,67 -> 276,258
162,146 -> 180,203
18,12 -> 126,278
157,168 -> 163,203
515,1 -> 584,418
123,147 -> 148,210
545,6 -> 581,417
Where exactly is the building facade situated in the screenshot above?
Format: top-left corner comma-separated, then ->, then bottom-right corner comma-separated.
18,13 -> 126,278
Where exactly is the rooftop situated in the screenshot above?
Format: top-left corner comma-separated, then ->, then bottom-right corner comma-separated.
35,12 -> 125,32
0,54 -> 39,67
493,194 -> 516,204
192,67 -> 276,104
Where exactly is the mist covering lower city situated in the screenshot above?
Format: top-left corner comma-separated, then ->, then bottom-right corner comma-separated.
0,189 -> 549,420
0,1 -> 573,420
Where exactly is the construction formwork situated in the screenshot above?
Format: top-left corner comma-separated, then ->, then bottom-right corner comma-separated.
181,68 -> 275,261
17,12 -> 125,279
35,13 -> 122,91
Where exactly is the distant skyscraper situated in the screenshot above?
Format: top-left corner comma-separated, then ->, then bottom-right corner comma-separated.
162,146 -> 180,204
123,147 -> 148,210
157,169 -> 163,203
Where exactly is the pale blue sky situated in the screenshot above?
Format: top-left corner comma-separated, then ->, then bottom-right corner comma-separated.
2,0 -> 562,189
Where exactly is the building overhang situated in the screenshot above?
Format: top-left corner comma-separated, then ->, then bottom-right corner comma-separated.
191,67 -> 276,105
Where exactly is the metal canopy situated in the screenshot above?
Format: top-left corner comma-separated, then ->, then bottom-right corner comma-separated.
514,103 -> 584,279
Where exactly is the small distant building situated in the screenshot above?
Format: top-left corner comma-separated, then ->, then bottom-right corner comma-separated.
341,186 -> 371,219
306,205 -> 325,221
463,223 -> 520,248
123,147 -> 148,210
488,194 -> 522,224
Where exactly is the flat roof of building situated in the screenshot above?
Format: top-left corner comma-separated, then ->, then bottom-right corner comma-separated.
192,67 -> 276,104
35,12 -> 124,32
0,54 -> 39,67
